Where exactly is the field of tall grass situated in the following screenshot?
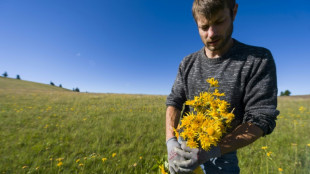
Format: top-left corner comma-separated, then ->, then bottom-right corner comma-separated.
0,77 -> 309,173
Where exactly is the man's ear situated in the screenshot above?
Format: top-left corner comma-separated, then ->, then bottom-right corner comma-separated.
232,3 -> 238,21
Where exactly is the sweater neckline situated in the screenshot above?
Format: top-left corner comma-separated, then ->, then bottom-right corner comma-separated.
199,39 -> 239,64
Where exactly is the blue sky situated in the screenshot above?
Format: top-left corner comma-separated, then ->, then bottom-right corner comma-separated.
1,0 -> 310,95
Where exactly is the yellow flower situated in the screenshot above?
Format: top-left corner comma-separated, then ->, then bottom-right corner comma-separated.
307,144 -> 310,147
133,163 -> 137,167
22,166 -> 28,169
79,163 -> 84,167
208,108 -> 219,118
193,166 -> 204,174
57,161 -> 63,167
173,127 -> 180,140
206,78 -> 219,87
266,152 -> 272,157
187,138 -> 199,149
180,128 -> 196,140
56,158 -> 64,162
207,127 -> 215,136
222,112 -> 234,124
213,89 -> 225,97
199,134 -> 211,150
299,106 -> 305,113
261,146 -> 268,150
112,153 -> 116,158
278,168 -> 283,172
76,159 -> 80,163
180,113 -> 194,128
36,166 -> 39,170
102,158 -> 107,163
139,156 -> 143,160
185,100 -> 195,106
159,164 -> 168,174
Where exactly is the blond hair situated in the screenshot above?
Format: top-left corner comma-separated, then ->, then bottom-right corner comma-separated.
192,0 -> 236,21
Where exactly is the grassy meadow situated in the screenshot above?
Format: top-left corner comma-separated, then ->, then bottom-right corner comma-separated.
0,77 -> 309,173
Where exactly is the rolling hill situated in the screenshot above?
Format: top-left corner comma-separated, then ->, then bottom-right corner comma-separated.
0,77 -> 71,94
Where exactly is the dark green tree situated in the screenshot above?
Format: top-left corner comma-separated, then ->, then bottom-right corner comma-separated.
16,75 -> 21,80
59,84 -> 62,88
2,72 -> 8,78
73,87 -> 80,92
280,90 -> 291,96
50,81 -> 55,86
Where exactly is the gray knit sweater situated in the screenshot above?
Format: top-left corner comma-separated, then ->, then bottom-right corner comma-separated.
166,39 -> 279,136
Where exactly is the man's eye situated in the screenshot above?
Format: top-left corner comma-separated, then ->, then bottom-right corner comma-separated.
215,19 -> 226,25
202,26 -> 209,30
215,20 -> 224,25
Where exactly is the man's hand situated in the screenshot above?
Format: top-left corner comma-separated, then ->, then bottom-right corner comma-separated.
166,137 -> 184,174
173,141 -> 221,173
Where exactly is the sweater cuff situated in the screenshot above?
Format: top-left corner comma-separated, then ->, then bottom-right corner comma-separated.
243,109 -> 279,136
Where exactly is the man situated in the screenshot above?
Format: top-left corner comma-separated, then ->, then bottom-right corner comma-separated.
166,0 -> 279,173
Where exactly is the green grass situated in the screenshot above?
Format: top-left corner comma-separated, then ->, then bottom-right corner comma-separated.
0,77 -> 309,173
238,96 -> 310,173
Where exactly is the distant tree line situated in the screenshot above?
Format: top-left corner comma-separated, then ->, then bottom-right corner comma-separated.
2,71 -> 80,92
280,90 -> 291,96
2,71 -> 21,80
73,88 -> 80,92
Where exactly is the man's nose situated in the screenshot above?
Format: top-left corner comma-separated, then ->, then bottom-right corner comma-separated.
208,26 -> 218,38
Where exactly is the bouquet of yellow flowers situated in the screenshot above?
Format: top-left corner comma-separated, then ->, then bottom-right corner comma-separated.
174,78 -> 235,151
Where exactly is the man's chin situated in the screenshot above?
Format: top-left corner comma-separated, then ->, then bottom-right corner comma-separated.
205,45 -> 218,51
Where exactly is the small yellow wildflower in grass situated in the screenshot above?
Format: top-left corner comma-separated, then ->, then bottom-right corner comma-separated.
36,166 -> 39,170
56,157 -> 64,162
102,158 -> 107,163
90,153 -> 96,158
299,106 -> 305,113
44,124 -> 49,129
176,78 -> 234,151
261,146 -> 268,150
159,164 -> 168,174
133,163 -> 137,167
278,168 -> 283,172
139,156 -> 143,160
57,161 -> 63,167
267,152 -> 272,157
22,166 -> 28,169
76,159 -> 80,163
307,144 -> 310,147
79,163 -> 84,167
112,153 -> 116,158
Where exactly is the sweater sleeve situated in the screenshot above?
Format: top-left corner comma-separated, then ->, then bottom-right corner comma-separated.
242,50 -> 280,136
166,61 -> 187,111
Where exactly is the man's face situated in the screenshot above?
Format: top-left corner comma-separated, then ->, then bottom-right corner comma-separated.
196,7 -> 234,56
